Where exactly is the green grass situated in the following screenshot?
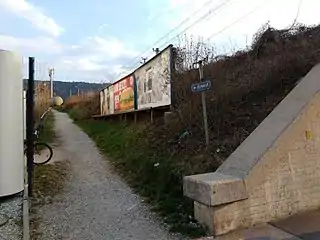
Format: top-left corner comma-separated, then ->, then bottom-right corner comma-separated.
74,119 -> 207,238
38,112 -> 55,144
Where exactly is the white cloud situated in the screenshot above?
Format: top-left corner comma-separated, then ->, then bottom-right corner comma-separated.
60,57 -> 105,71
54,36 -> 139,82
0,33 -> 137,82
0,23 -> 140,82
0,0 -> 63,37
0,35 -> 62,55
70,36 -> 138,60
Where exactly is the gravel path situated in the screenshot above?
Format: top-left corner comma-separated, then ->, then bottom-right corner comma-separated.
36,110 -> 183,240
0,194 -> 23,240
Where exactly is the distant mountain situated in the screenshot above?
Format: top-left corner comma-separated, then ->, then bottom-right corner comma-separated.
23,79 -> 110,101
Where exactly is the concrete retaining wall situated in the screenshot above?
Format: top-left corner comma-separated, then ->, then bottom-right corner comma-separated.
184,63 -> 320,236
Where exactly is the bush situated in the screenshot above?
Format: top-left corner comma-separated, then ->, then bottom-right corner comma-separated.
147,23 -> 320,175
62,92 -> 100,120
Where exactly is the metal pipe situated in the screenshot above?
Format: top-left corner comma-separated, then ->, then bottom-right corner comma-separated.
26,57 -> 35,197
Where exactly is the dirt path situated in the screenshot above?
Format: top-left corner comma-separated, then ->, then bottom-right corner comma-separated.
35,110 -> 183,240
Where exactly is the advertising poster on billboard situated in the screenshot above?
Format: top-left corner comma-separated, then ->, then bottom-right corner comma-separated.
100,91 -> 104,115
100,87 -> 110,115
134,45 -> 172,110
109,85 -> 114,114
114,75 -> 135,112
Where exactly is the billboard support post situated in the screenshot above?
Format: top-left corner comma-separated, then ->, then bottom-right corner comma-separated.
150,108 -> 154,124
134,112 -> 137,123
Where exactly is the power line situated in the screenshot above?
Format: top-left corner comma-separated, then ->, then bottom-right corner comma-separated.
136,0 -> 234,68
159,0 -> 233,47
206,0 -> 271,41
122,0 -> 216,67
147,2 -> 188,22
118,0 -> 270,80
121,0 -> 233,72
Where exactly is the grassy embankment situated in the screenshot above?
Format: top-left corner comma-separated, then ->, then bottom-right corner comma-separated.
78,120 -> 205,237
62,23 -> 320,238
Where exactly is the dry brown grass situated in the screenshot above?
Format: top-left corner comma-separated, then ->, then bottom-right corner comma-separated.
34,82 -> 51,122
146,23 -> 320,175
63,91 -> 100,120
65,23 -> 320,175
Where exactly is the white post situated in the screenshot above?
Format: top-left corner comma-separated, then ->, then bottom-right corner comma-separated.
49,68 -> 54,98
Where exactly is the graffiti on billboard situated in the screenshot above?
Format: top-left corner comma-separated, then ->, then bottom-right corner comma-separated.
114,75 -> 135,112
134,46 -> 172,109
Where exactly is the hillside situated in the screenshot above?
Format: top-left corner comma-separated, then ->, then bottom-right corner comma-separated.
149,23 -> 320,174
61,23 -> 320,237
23,79 -> 110,101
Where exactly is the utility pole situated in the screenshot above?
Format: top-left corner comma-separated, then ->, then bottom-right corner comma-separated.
75,86 -> 80,97
49,68 -> 54,98
196,59 -> 209,149
69,88 -> 72,98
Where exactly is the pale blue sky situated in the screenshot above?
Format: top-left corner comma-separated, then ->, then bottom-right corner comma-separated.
0,0 -> 319,83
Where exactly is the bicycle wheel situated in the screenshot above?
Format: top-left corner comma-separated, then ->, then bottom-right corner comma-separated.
33,142 -> 53,165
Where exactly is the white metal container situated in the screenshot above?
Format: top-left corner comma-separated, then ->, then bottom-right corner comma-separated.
0,49 -> 24,197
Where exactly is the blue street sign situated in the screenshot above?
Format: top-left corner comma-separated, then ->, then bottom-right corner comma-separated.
191,80 -> 212,93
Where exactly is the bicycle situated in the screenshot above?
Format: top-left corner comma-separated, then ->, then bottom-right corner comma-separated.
24,107 -> 54,165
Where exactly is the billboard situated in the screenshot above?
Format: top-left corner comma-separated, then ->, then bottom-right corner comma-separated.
109,85 -> 114,114
100,90 -> 103,115
134,45 -> 172,109
113,75 -> 135,112
100,87 -> 109,115
100,89 -> 108,115
104,88 -> 110,115
100,85 -> 114,115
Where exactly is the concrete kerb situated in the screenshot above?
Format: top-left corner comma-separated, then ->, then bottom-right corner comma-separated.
183,63 -> 320,236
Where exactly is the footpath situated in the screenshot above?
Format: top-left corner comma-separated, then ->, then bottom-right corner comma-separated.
33,110 -> 182,240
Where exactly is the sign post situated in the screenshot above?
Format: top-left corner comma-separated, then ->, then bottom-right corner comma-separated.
192,60 -> 210,149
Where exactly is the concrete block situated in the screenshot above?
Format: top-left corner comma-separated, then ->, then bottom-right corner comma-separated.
184,172 -> 248,207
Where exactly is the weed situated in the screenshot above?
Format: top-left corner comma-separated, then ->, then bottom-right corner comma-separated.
38,112 -> 55,144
